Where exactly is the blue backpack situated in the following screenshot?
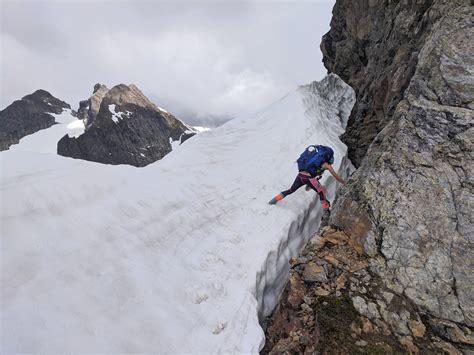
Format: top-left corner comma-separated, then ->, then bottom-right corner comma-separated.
297,145 -> 334,176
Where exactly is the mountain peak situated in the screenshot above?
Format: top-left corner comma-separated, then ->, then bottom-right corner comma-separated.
0,89 -> 70,150
93,83 -> 107,94
58,82 -> 193,167
104,83 -> 155,110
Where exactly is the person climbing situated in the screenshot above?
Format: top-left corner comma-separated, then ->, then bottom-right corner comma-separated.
268,145 -> 346,214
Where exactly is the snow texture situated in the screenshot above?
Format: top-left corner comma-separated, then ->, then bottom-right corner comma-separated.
1,74 -> 354,353
193,126 -> 212,132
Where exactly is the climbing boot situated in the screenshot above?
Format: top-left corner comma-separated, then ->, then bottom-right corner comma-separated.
268,193 -> 284,205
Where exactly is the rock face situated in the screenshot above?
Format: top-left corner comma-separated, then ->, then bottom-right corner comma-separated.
58,84 -> 194,167
321,0 -> 471,167
265,1 -> 472,353
263,227 -> 436,354
77,83 -> 110,129
0,90 -> 71,150
321,0 -> 473,351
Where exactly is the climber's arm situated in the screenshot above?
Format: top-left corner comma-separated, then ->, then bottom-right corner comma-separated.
322,163 -> 346,185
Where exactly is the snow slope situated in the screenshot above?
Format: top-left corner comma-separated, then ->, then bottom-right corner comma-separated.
1,74 -> 354,353
7,108 -> 84,154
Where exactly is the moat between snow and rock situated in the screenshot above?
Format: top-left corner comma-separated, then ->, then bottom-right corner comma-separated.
262,0 -> 473,353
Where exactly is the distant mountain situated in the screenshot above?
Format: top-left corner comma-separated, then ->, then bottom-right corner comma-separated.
180,113 -> 233,128
57,83 -> 195,167
0,90 -> 71,150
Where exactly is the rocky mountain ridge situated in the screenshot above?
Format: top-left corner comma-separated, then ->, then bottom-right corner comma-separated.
0,83 -> 195,167
264,0 -> 473,353
0,90 -> 72,150
58,83 -> 194,167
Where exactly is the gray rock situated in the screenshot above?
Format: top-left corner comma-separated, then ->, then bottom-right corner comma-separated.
326,0 -> 473,341
302,263 -> 328,283
0,89 -> 71,150
77,83 -> 109,128
57,83 -> 195,167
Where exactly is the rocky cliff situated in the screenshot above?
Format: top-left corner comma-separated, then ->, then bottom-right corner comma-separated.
0,90 -> 71,150
264,0 -> 473,353
57,84 -> 194,167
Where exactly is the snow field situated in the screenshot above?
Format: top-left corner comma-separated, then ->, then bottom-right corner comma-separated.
1,74 -> 354,353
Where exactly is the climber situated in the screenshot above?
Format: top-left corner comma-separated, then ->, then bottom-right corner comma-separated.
268,145 -> 346,214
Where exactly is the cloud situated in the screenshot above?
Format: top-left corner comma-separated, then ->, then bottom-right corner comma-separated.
0,0 -> 335,121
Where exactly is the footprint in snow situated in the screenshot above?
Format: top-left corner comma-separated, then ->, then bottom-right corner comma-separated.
212,322 -> 227,335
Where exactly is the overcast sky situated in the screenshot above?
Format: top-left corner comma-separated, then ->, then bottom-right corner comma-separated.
1,0 -> 335,122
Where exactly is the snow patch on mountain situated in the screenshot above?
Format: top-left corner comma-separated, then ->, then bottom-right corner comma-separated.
1,74 -> 354,353
8,108 -> 84,154
108,104 -> 131,123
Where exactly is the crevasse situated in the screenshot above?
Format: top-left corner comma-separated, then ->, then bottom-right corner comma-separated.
254,74 -> 355,334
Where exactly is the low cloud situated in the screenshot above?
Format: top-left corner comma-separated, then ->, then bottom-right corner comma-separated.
1,0 -> 335,120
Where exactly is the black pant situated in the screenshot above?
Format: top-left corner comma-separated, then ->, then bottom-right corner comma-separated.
281,173 -> 329,207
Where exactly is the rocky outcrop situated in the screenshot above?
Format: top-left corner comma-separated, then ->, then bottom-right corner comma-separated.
265,0 -> 472,353
58,84 -> 195,167
263,227 -> 464,354
0,90 -> 71,150
77,83 -> 109,129
321,0 -> 466,167
320,0 -> 473,351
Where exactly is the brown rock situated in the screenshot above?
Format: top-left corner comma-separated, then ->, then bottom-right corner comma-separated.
269,337 -> 298,354
361,316 -> 375,334
323,230 -> 349,246
409,320 -> 426,338
347,260 -> 369,273
309,235 -> 326,250
350,321 -> 362,336
375,319 -> 392,336
303,263 -> 327,283
399,336 -> 419,354
335,274 -> 346,289
289,256 -> 308,267
314,287 -> 331,297
323,254 -> 340,267
287,274 -> 306,309
446,323 -> 474,345
347,236 -> 365,255
433,339 -> 463,355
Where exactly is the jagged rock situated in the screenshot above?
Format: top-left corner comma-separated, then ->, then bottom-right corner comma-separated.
409,320 -> 426,338
57,83 -> 195,167
323,255 -> 339,267
314,287 -> 331,297
335,274 -> 346,289
287,274 -> 306,309
321,0 -> 455,167
322,229 -> 348,246
399,336 -> 419,354
355,339 -> 367,347
0,89 -> 71,150
308,235 -> 325,250
352,295 -> 380,321
433,338 -> 463,355
302,263 -> 327,283
324,1 -> 474,348
429,318 -> 474,345
77,83 -> 109,128
361,316 -> 375,334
